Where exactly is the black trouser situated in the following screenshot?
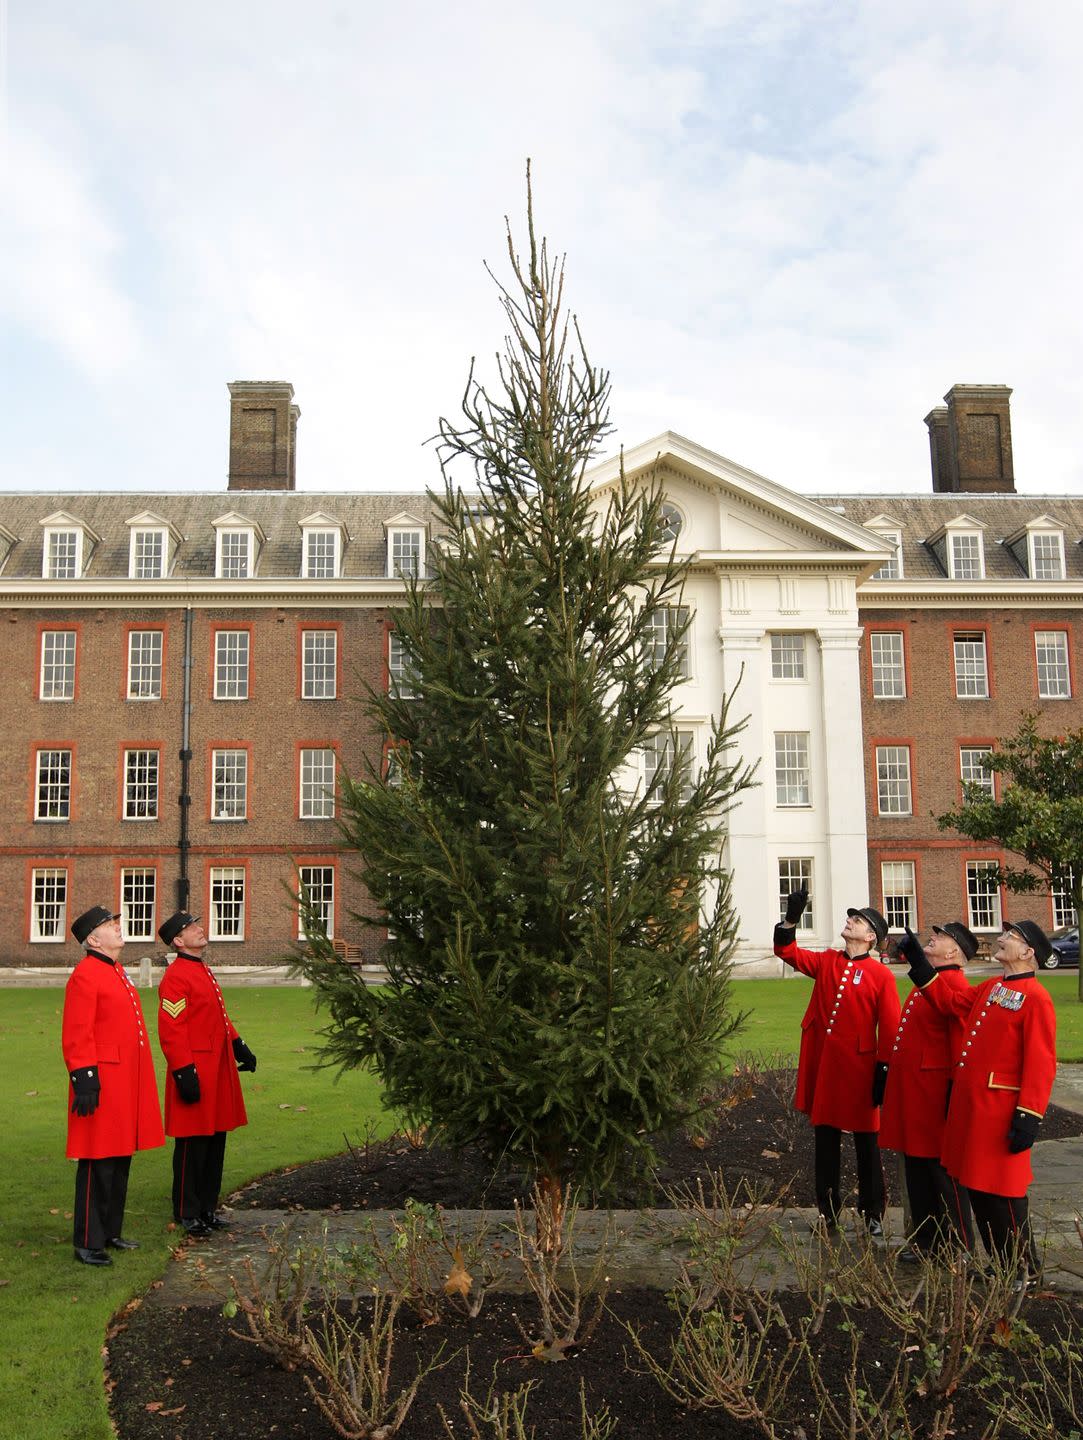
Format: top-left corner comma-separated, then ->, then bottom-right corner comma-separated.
73,1155 -> 132,1251
967,1187 -> 1038,1271
904,1154 -> 975,1252
172,1132 -> 228,1222
814,1126 -> 884,1223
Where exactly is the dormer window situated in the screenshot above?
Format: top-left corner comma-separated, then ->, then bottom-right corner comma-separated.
41,511 -> 97,580
928,515 -> 985,581
213,513 -> 264,580
126,511 -> 180,580
298,512 -> 347,579
384,512 -> 427,580
862,517 -> 903,580
949,532 -> 983,579
1005,517 -> 1065,580
1030,531 -> 1065,579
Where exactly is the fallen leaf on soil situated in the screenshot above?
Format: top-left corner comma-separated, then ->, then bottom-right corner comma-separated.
443,1247 -> 472,1296
145,1401 -> 163,1412
278,1103 -> 292,1110
49,1208 -> 59,1214
761,1149 -> 781,1159
25,1090 -> 38,1096
159,1405 -> 186,1416
689,1135 -> 706,1149
295,1106 -> 308,1112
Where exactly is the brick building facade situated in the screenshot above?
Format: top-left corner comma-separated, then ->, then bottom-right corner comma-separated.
1,379 -> 1079,968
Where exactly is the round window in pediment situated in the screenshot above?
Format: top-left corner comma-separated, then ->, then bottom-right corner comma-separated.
656,501 -> 684,546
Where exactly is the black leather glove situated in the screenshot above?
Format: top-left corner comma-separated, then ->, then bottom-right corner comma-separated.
898,927 -> 926,971
173,1064 -> 201,1105
70,1067 -> 100,1118
872,1062 -> 889,1108
904,927 -> 936,988
1007,1109 -> 1041,1154
232,1037 -> 257,1073
784,887 -> 809,925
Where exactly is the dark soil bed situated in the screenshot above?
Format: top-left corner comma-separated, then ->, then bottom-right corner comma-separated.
107,1071 -> 1083,1440
108,1284 -> 1083,1440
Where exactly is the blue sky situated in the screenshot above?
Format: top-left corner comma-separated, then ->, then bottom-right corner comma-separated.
3,1 -> 1082,495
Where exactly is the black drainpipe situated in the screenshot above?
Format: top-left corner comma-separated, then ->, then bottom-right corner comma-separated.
176,604 -> 193,911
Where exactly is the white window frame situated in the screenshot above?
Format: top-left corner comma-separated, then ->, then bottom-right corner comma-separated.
216,528 -> 252,579
642,729 -> 695,804
953,632 -> 989,699
880,860 -> 917,932
35,748 -> 72,821
656,502 -> 684,546
647,606 -> 691,679
127,629 -> 164,701
875,744 -> 912,816
387,528 -> 425,580
1035,629 -> 1071,699
120,867 -> 157,942
770,633 -> 806,681
960,746 -> 995,799
948,531 -> 985,580
30,866 -> 67,942
1029,530 -> 1065,581
778,858 -> 814,933
299,747 -> 336,819
870,631 -> 906,699
301,629 -> 337,700
128,527 -> 168,581
209,866 -> 246,940
302,529 -> 340,580
211,748 -> 248,821
388,631 -> 419,700
869,530 -> 903,581
40,630 -> 77,701
966,860 -> 1002,931
214,630 -> 250,700
774,732 -> 811,808
1052,871 -> 1077,931
123,748 -> 159,820
298,864 -> 335,939
43,527 -> 83,580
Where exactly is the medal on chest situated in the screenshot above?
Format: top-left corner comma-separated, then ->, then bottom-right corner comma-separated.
989,982 -> 1024,1012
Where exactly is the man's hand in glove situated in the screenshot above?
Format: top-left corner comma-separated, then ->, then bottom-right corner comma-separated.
232,1037 -> 257,1073
1007,1109 -> 1041,1154
784,887 -> 809,926
173,1064 -> 201,1105
898,927 -> 926,971
70,1067 -> 100,1117
872,1062 -> 889,1108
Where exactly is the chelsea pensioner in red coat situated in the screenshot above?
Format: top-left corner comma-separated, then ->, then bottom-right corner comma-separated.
157,911 -> 256,1235
774,891 -> 901,1232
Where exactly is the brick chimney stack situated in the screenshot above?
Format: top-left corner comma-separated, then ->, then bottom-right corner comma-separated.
924,384 -> 1015,493
227,382 -> 300,490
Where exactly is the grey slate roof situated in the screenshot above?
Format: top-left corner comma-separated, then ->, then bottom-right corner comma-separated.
0,491 -> 444,580
809,494 -> 1083,580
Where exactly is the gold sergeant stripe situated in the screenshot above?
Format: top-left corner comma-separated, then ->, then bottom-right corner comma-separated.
161,996 -> 187,1017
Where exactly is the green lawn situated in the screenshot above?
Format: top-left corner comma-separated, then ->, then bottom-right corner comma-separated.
2,974 -> 1081,1440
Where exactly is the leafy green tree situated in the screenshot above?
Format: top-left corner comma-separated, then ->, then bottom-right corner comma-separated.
936,711 -> 1083,999
294,175 -> 756,1236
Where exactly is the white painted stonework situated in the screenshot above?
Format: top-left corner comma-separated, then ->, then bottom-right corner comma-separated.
588,433 -> 891,970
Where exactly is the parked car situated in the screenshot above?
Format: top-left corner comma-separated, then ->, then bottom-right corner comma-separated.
1043,926 -> 1080,969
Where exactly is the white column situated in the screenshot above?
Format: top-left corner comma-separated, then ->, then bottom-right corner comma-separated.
717,625 -> 768,962
816,627 -> 869,924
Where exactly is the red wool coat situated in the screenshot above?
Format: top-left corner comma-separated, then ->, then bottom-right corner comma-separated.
878,965 -> 970,1158
158,956 -> 248,1137
62,954 -> 165,1160
774,941 -> 901,1132
918,971 -> 1057,1197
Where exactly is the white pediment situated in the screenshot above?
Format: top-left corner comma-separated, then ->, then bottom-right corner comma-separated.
298,511 -> 345,530
213,511 -> 266,544
588,432 -> 889,560
384,511 -> 427,530
126,510 -> 182,542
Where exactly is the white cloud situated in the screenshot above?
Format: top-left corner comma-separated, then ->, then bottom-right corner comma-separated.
3,0 -> 1083,495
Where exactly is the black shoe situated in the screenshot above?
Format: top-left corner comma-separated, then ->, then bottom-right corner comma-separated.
180,1218 -> 211,1238
74,1247 -> 112,1266
108,1236 -> 139,1250
199,1212 -> 227,1231
866,1218 -> 884,1238
896,1246 -> 922,1265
